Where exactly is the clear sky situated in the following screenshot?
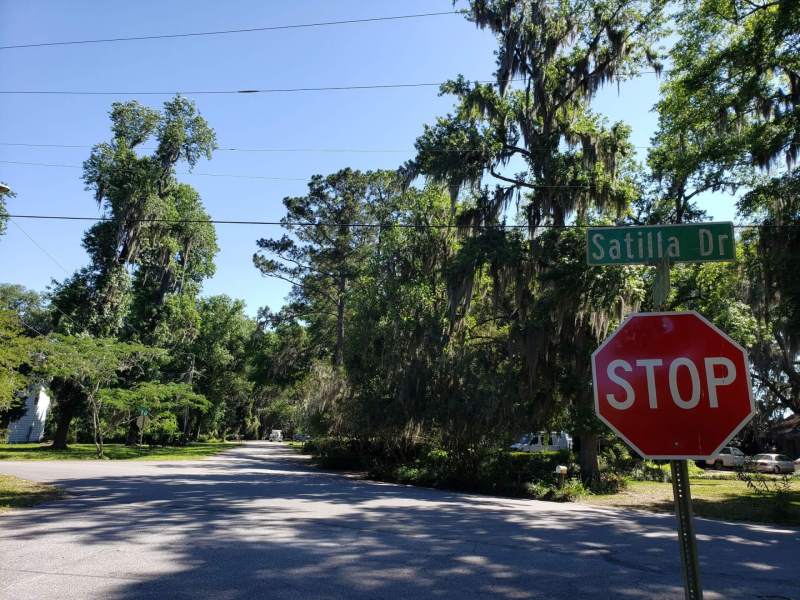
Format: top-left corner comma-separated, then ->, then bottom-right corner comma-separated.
0,0 -> 738,317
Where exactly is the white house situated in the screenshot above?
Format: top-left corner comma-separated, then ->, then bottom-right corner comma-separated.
7,385 -> 51,443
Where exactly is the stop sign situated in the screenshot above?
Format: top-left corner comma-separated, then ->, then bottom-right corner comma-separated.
592,311 -> 754,459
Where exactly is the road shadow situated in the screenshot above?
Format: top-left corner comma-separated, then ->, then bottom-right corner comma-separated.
1,443 -> 797,599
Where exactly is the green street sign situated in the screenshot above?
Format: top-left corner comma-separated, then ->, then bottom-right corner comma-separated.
586,222 -> 735,266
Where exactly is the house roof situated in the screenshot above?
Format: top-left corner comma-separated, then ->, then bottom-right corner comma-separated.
769,414 -> 800,437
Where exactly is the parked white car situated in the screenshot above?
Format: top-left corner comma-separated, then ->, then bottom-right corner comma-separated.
268,430 -> 283,442
703,446 -> 746,469
749,453 -> 795,474
511,431 -> 572,453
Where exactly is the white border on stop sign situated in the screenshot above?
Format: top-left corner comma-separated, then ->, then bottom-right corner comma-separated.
590,310 -> 756,460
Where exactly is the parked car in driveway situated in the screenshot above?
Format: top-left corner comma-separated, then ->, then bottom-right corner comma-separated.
703,446 -> 746,469
268,430 -> 283,442
510,431 -> 572,452
749,453 -> 796,474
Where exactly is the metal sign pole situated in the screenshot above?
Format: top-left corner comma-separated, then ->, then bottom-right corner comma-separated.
654,256 -> 703,600
670,460 -> 703,599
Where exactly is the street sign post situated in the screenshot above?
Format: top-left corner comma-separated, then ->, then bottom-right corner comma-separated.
593,311 -> 755,600
136,410 -> 151,446
592,312 -> 755,459
588,218 -> 753,600
586,222 -> 735,266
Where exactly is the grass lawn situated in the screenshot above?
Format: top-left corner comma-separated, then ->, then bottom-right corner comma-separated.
0,474 -> 61,512
583,477 -> 800,526
0,441 -> 238,461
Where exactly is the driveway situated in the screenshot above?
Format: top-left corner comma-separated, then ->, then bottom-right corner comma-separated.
0,442 -> 797,599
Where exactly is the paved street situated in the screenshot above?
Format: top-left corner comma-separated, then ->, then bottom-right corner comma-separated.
0,442 -> 797,599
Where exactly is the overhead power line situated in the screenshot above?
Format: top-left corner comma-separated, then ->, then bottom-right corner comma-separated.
0,160 -> 307,181
0,73 -> 664,97
0,141 -> 657,153
0,159 -> 598,189
5,214 -> 785,230
0,80 -> 496,96
0,11 -> 460,51
9,218 -> 69,274
8,218 -> 83,330
0,142 -> 410,154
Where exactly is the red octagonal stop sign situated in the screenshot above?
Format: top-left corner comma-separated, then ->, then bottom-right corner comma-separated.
592,311 -> 755,459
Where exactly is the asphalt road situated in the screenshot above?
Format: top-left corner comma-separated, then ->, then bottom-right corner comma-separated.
0,442 -> 797,600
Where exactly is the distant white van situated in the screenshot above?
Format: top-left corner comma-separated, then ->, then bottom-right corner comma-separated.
268,430 -> 283,442
511,431 -> 572,453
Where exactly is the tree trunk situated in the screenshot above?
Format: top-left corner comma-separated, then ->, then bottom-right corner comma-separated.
125,417 -> 139,446
51,379 -> 83,450
52,403 -> 75,450
578,432 -> 600,485
89,396 -> 104,458
334,271 -> 346,367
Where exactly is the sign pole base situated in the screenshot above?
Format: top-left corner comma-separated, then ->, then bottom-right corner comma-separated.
670,460 -> 703,599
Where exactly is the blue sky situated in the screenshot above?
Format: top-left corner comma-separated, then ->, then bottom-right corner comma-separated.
0,0 -> 738,317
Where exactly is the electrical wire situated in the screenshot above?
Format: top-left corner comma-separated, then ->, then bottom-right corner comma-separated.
4,213 -> 786,230
0,72 -> 664,97
0,160 -> 308,182
0,141 -> 660,153
0,160 -> 597,188
0,142 -> 410,154
7,219 -> 83,330
9,218 -> 69,274
0,11 -> 461,51
0,81 -> 491,96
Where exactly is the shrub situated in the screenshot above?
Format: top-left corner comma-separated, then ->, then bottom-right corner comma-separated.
525,478 -> 587,502
599,440 -> 640,474
591,472 -> 628,494
629,460 -> 703,483
304,437 -> 365,470
630,460 -> 670,482
301,439 -> 587,499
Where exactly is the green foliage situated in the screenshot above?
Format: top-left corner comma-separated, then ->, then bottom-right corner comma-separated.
0,284 -> 52,335
0,310 -> 32,412
36,335 -> 165,455
664,0 -> 799,172
52,96 -> 217,338
303,438 -> 581,498
254,169 -> 402,366
0,442 -> 232,461
736,172 -> 800,414
0,474 -> 61,511
735,469 -> 795,519
629,460 -> 670,482
0,183 -> 12,238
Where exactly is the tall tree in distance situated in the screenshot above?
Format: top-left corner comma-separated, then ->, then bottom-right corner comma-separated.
403,0 -> 666,482
408,0 -> 666,227
652,0 -> 799,417
254,169 -> 401,366
51,96 -> 217,337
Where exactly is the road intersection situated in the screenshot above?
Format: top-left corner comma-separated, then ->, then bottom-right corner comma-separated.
0,442 -> 797,599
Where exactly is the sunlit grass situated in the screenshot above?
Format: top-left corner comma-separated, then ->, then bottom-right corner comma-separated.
585,478 -> 800,526
0,474 -> 61,511
0,442 -> 238,461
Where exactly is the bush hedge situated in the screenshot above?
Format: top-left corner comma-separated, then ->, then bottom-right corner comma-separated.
303,437 -> 584,500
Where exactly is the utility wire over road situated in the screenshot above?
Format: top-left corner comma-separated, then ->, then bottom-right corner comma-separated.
0,11 -> 462,50
0,160 -> 596,188
5,214 -> 789,230
0,141 -> 675,153
0,80 -> 512,96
